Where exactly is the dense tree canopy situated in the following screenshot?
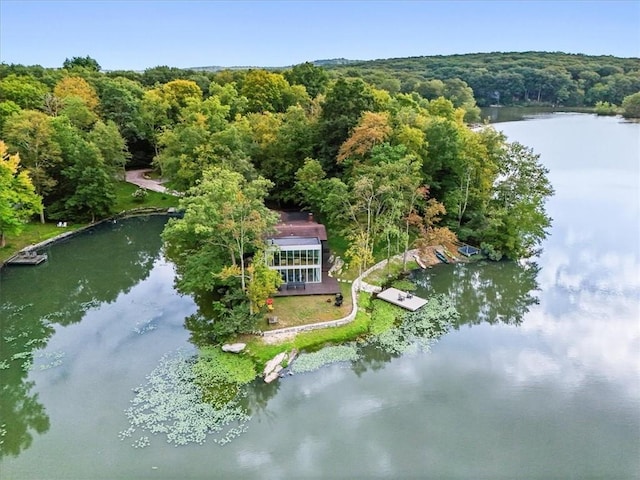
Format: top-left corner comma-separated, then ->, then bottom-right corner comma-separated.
324,52 -> 639,108
0,55 -> 563,341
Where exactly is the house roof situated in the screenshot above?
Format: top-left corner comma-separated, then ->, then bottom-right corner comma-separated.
270,212 -> 328,241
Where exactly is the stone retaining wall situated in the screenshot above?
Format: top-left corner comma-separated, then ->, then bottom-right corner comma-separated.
1,209 -> 174,269
261,249 -> 422,338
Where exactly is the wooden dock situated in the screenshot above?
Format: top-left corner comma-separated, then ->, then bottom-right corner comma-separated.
6,250 -> 48,266
377,287 -> 428,311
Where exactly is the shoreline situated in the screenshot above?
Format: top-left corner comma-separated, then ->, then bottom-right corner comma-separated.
0,207 -> 178,270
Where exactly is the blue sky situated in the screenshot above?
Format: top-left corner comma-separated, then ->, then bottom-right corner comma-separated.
1,1 -> 638,70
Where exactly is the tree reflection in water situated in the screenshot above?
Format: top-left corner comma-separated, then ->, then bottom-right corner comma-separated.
411,260 -> 541,328
0,216 -> 168,458
0,304 -> 52,458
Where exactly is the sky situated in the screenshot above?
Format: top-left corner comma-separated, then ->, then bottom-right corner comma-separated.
0,0 -> 638,71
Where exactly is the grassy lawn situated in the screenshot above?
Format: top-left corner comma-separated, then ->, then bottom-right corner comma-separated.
262,282 -> 353,330
113,181 -> 180,212
364,257 -> 419,286
244,310 -> 371,367
1,181 -> 180,264
0,222 -> 84,263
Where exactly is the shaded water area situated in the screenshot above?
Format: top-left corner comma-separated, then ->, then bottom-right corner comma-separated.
1,113 -> 639,478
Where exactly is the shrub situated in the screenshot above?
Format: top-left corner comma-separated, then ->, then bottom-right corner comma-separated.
131,187 -> 148,203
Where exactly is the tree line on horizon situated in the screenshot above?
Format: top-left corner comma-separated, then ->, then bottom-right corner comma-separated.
320,51 -> 640,108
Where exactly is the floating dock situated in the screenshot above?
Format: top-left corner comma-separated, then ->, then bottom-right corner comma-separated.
377,287 -> 428,311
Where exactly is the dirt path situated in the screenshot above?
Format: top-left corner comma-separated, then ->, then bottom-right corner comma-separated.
125,169 -> 169,194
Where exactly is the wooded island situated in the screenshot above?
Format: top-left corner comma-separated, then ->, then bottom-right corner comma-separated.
1,52 -> 638,344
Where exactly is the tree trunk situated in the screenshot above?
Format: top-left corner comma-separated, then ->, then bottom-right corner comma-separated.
0,231 -> 5,248
39,206 -> 45,224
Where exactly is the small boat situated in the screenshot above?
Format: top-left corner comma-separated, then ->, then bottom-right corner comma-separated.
458,244 -> 480,257
434,250 -> 449,264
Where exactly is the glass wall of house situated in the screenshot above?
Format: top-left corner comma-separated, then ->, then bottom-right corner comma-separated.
267,237 -> 322,284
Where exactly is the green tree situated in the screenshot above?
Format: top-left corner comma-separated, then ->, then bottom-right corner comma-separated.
318,77 -> 378,173
480,142 -> 554,259
622,92 -> 640,118
0,141 -> 42,247
63,56 -> 101,72
139,88 -> 171,158
57,135 -> 116,222
94,76 -> 145,141
87,120 -> 130,179
162,167 -> 279,296
59,96 -> 98,130
241,69 -> 306,113
2,110 -> 61,222
0,74 -> 49,110
0,101 -> 21,132
284,62 -> 329,98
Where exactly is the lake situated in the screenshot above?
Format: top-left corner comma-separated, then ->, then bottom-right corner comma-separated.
1,112 -> 638,479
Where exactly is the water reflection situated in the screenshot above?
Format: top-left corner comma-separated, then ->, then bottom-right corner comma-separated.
0,304 -> 52,458
0,216 -> 169,458
411,260 -> 540,328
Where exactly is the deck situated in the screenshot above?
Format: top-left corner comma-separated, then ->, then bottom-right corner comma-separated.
377,287 -> 428,311
7,252 -> 48,266
273,275 -> 342,297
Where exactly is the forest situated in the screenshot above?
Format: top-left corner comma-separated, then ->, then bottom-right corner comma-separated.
2,51 -> 634,339
320,51 -> 640,107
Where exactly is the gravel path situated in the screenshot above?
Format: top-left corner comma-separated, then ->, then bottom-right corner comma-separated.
125,169 -> 169,193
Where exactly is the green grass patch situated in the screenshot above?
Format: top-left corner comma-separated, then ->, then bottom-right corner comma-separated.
363,257 -> 419,286
369,299 -> 404,335
113,181 -> 180,212
0,221 -> 83,263
263,282 -> 353,330
245,309 -> 371,368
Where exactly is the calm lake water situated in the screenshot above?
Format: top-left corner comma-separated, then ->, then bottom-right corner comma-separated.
1,113 -> 639,479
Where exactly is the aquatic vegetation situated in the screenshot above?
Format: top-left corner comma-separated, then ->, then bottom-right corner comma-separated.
369,294 -> 458,354
133,320 -> 157,335
290,345 -> 360,374
34,350 -> 65,370
192,347 -> 256,407
369,300 -> 403,336
121,350 -> 250,448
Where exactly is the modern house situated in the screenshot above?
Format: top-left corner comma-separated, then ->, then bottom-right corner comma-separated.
266,212 -> 340,295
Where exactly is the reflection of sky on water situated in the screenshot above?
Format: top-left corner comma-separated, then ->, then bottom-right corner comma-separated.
235,114 -> 640,478
15,258 -> 197,475
494,114 -> 640,399
4,115 -> 639,479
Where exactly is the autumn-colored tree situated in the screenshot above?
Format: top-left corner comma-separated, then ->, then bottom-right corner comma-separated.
337,111 -> 391,163
2,110 -> 61,222
53,76 -> 100,112
0,141 -> 42,247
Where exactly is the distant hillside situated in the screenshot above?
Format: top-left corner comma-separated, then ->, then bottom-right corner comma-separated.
321,51 -> 640,107
189,58 -> 360,72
